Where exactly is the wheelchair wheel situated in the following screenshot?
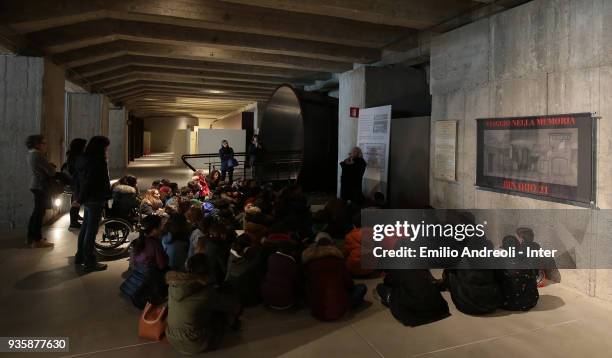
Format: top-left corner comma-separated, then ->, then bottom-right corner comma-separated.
95,218 -> 133,257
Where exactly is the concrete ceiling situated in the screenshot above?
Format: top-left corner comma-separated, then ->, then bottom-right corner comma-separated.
0,0 -> 531,122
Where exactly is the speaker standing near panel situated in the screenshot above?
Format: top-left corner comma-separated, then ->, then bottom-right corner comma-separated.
340,147 -> 367,206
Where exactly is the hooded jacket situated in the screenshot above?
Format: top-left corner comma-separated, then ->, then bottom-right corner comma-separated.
344,228 -> 375,277
261,251 -> 298,309
225,247 -> 264,306
302,244 -> 353,321
383,269 -> 451,326
444,268 -> 501,315
111,184 -> 140,219
165,272 -> 239,354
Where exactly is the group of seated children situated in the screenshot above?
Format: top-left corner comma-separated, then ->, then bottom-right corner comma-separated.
118,174 -> 370,354
116,171 -> 543,353
375,226 -> 541,327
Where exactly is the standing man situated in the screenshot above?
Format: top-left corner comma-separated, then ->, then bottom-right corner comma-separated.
248,135 -> 263,182
26,135 -> 56,248
74,136 -> 112,272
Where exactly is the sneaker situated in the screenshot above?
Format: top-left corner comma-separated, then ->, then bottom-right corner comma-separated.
31,240 -> 54,248
69,223 -> 81,229
83,263 -> 108,272
74,257 -> 84,265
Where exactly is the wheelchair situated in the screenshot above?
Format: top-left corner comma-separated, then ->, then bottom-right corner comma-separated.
94,204 -> 141,257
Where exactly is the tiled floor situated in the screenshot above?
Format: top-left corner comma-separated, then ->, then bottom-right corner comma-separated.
2,160 -> 612,357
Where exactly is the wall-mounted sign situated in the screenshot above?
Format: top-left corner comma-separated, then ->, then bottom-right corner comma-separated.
476,113 -> 596,206
357,105 -> 392,197
350,107 -> 360,118
434,120 -> 457,181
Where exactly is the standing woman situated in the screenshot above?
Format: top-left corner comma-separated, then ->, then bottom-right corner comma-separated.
74,136 -> 112,272
248,135 -> 263,182
219,139 -> 235,184
63,138 -> 87,229
26,135 -> 56,248
339,147 -> 367,206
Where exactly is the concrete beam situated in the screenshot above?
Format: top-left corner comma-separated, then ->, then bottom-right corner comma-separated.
29,19 -> 380,63
3,0 -> 412,48
85,66 -> 301,86
112,88 -> 269,103
52,40 -> 353,72
218,0 -> 481,29
72,55 -> 327,79
104,80 -> 273,97
94,74 -> 280,92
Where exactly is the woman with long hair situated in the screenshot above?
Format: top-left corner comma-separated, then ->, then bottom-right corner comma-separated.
140,188 -> 164,216
74,136 -> 111,272
63,138 -> 87,229
340,146 -> 367,206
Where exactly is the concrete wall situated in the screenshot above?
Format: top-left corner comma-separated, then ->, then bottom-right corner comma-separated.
172,129 -> 190,165
107,108 -> 127,170
41,59 -> 65,166
143,117 -> 198,153
65,93 -> 108,145
429,0 -> 612,300
0,56 -> 67,230
0,56 -> 44,230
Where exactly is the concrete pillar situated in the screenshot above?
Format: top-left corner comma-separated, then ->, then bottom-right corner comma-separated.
65,93 -> 109,145
0,55 -> 65,231
337,67 -> 366,195
108,107 -> 127,171
336,65 -> 431,196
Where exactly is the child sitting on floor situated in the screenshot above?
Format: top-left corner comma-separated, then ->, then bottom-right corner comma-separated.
225,234 -> 264,307
166,254 -> 241,354
302,232 -> 367,321
120,215 -> 168,309
261,241 -> 299,310
496,235 -> 539,311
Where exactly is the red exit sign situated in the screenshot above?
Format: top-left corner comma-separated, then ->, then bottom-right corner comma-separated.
349,107 -> 359,118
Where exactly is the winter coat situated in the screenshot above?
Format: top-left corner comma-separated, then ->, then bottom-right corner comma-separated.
261,251 -> 298,309
74,154 -> 111,204
111,184 -> 140,219
344,228 -> 375,276
340,157 -> 366,204
302,244 -> 353,321
225,247 -> 264,306
496,268 -> 539,311
162,233 -> 190,271
444,269 -> 501,315
28,149 -> 56,191
219,146 -> 235,171
120,264 -> 167,309
201,238 -> 230,285
165,272 -> 239,354
383,269 -> 450,326
132,236 -> 169,271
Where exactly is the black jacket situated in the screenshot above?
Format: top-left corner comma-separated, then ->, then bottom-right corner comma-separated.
74,154 -> 112,204
340,157 -> 367,203
383,269 -> 450,326
444,268 -> 501,315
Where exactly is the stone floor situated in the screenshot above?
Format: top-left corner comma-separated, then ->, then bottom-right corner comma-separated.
2,158 -> 612,357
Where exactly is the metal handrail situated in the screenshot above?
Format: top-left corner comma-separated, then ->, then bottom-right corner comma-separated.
181,150 -> 303,182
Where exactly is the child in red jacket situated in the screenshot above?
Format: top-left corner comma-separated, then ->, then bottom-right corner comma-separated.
302,233 -> 367,321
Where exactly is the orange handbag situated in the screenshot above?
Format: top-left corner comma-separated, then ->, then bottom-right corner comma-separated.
138,302 -> 168,341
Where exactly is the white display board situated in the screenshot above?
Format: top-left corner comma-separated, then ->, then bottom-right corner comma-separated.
357,105 -> 392,197
191,129 -> 246,171
434,120 -> 457,181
